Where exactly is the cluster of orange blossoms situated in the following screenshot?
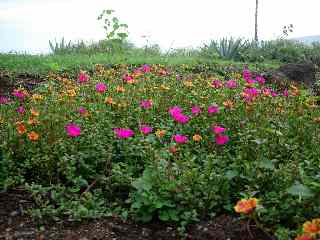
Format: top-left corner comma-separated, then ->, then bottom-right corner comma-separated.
295,219 -> 320,240
234,198 -> 258,215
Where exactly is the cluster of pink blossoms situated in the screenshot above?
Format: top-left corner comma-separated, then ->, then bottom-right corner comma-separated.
212,125 -> 229,145
169,106 -> 190,124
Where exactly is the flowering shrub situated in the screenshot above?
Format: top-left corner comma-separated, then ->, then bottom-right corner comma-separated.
0,64 -> 319,236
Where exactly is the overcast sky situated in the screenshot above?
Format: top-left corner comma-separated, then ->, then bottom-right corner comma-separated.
1,0 -> 319,54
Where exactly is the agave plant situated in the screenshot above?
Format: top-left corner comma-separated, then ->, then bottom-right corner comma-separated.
202,37 -> 249,60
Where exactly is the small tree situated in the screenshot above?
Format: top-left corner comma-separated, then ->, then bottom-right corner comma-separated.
97,9 -> 129,53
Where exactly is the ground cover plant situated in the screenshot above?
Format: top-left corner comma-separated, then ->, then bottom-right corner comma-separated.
0,63 -> 320,239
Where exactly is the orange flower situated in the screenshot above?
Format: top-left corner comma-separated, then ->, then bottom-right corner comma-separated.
155,129 -> 166,138
234,198 -> 258,214
104,97 -> 114,105
223,100 -> 235,110
192,134 -> 202,142
116,86 -> 125,93
31,108 -> 40,117
183,81 -> 193,87
303,219 -> 320,235
28,131 -> 39,141
16,123 -> 27,135
28,117 -> 40,126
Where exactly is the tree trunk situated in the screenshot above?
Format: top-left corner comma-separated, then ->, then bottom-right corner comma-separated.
255,0 -> 259,42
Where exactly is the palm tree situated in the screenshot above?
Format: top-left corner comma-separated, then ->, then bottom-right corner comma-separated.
255,0 -> 259,42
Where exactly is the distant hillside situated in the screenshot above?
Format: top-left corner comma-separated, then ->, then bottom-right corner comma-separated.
292,35 -> 320,44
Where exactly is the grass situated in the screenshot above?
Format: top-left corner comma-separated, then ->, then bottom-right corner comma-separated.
0,52 -> 281,76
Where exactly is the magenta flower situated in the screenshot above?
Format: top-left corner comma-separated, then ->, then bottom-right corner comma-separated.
12,89 -> 26,100
173,114 -> 190,124
226,80 -> 237,89
95,83 -> 107,93
140,100 -> 153,109
242,69 -> 252,81
271,91 -> 278,97
140,125 -> 153,135
113,128 -> 134,139
65,123 -> 81,137
78,72 -> 89,83
212,125 -> 226,134
169,106 -> 183,116
123,74 -> 134,83
0,96 -> 10,104
256,75 -> 266,85
246,78 -> 256,85
211,79 -> 223,89
16,106 -> 25,114
215,135 -> 229,145
78,107 -> 88,116
173,134 -> 188,144
142,64 -> 151,73
191,106 -> 202,116
283,89 -> 289,97
208,105 -> 219,114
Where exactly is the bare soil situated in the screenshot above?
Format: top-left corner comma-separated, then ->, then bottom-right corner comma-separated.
0,190 -> 275,240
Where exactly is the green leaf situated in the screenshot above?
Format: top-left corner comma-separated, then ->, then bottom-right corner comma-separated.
225,170 -> 238,180
287,182 -> 314,198
259,159 -> 274,170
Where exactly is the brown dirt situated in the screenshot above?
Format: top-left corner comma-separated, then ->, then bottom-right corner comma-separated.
0,190 -> 275,240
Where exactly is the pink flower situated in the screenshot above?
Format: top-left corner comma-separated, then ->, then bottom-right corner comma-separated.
242,69 -> 251,81
271,91 -> 278,97
123,74 -> 134,83
173,134 -> 188,144
113,128 -> 134,139
211,79 -> 223,89
16,106 -> 25,114
140,125 -> 153,135
262,88 -> 272,97
226,80 -> 237,89
169,106 -> 183,116
246,79 -> 256,84
12,89 -> 26,100
95,83 -> 107,93
256,75 -> 265,85
173,114 -> 190,124
283,89 -> 289,97
65,123 -> 81,137
215,135 -> 229,145
78,107 -> 88,116
142,64 -> 151,73
78,72 -> 89,83
212,125 -> 226,134
191,106 -> 202,116
208,105 -> 219,114
140,100 -> 153,109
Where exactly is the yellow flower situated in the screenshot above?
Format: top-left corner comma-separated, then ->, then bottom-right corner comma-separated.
0,116 -> 4,124
31,94 -> 43,101
192,134 -> 202,142
28,131 -> 39,141
160,84 -> 170,91
66,89 -> 76,97
184,81 -> 193,87
155,129 -> 166,138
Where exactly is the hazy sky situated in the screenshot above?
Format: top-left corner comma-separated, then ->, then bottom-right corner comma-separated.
1,0 -> 319,54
